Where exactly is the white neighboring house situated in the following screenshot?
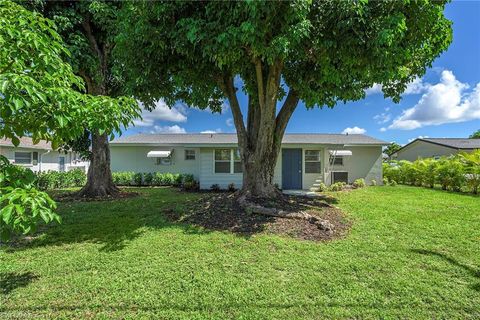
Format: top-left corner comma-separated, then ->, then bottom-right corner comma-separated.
391,138 -> 480,161
110,133 -> 388,190
0,137 -> 90,173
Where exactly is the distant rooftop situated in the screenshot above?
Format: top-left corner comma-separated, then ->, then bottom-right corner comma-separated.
417,138 -> 480,150
0,137 -> 51,150
111,133 -> 388,145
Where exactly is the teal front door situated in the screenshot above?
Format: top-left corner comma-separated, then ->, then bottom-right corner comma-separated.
282,149 -> 302,189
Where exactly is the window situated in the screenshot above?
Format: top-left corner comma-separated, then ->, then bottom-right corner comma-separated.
214,149 -> 231,173
305,150 -> 321,173
14,152 -> 31,165
185,149 -> 196,160
214,149 -> 243,174
330,156 -> 343,166
32,152 -> 38,165
233,149 -> 242,173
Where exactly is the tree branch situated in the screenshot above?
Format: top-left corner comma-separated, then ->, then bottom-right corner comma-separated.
254,58 -> 266,111
275,89 -> 300,139
218,74 -> 247,147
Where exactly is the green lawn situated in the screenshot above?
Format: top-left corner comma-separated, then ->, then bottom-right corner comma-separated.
1,186 -> 479,319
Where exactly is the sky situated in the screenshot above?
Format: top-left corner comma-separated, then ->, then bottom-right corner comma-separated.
125,1 -> 480,145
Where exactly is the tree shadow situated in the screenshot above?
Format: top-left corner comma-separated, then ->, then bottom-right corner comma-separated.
0,272 -> 38,295
411,249 -> 480,291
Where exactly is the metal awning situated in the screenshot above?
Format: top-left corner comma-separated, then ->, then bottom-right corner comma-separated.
147,150 -> 172,158
329,150 -> 353,156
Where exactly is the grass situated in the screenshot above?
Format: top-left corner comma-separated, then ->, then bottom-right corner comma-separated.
1,186 -> 479,319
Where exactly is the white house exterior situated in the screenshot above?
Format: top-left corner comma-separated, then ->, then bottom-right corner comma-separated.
0,137 -> 89,173
392,138 -> 480,161
110,133 -> 387,190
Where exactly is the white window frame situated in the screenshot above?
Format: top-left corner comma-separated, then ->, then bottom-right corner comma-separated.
214,149 -> 242,174
14,151 -> 32,165
330,155 -> 344,166
305,150 -> 321,174
185,149 -> 196,160
156,157 -> 172,166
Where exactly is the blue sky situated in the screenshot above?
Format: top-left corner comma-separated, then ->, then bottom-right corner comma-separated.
126,1 -> 480,145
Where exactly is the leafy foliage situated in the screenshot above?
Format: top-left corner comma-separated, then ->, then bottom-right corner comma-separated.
0,156 -> 59,241
469,129 -> 480,139
0,0 -> 140,147
36,169 -> 87,190
353,178 -> 366,188
384,142 -> 402,156
383,150 -> 480,194
112,172 -> 195,187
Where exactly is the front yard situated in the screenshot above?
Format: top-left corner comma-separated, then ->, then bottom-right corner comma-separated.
1,186 -> 479,319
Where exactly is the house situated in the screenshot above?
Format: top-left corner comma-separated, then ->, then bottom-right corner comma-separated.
0,137 -> 89,173
110,133 -> 388,190
391,138 -> 480,161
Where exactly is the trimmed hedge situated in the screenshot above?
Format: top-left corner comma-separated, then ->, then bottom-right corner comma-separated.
36,169 -> 87,190
112,172 -> 195,187
383,150 -> 480,194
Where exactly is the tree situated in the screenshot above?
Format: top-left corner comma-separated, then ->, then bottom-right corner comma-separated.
26,0 -> 133,197
469,130 -> 480,139
116,1 -> 452,200
0,1 -> 138,240
384,142 -> 402,156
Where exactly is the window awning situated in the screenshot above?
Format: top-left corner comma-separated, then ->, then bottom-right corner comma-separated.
329,150 -> 353,156
147,150 -> 172,158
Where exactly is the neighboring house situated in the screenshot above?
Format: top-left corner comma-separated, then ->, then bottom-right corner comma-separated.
0,137 -> 89,173
110,133 -> 388,190
391,138 -> 480,161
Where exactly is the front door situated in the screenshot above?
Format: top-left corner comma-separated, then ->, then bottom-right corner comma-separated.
282,149 -> 302,189
58,156 -> 65,172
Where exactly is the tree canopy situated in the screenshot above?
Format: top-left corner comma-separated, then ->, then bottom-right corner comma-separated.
385,142 -> 402,156
0,0 -> 139,148
469,129 -> 480,139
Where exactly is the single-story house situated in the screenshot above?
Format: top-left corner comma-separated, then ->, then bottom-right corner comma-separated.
0,137 -> 89,173
391,138 -> 480,161
110,133 -> 388,190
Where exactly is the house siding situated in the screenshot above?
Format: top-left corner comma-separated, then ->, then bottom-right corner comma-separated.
110,146 -> 201,179
393,141 -> 461,161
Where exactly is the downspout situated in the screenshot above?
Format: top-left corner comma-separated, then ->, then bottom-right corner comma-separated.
39,150 -> 51,172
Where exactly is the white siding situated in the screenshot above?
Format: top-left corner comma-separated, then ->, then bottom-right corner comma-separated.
393,141 -> 459,161
0,147 -> 88,173
199,148 -> 243,189
110,146 -> 200,179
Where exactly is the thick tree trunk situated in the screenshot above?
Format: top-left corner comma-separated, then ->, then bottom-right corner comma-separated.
79,132 -> 118,197
241,146 -> 280,198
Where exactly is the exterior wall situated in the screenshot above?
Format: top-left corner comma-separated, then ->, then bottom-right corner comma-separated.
393,141 -> 459,161
324,146 -> 383,185
109,144 -> 383,190
110,146 -> 200,179
0,146 -> 88,172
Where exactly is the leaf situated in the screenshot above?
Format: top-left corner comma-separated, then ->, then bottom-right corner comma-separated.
11,136 -> 20,147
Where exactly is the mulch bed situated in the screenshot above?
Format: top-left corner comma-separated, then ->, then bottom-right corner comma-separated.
164,192 -> 351,241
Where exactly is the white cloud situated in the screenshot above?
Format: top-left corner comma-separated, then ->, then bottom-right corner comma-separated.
226,118 -> 234,127
388,70 -> 480,130
342,126 -> 366,134
200,128 -> 222,134
150,125 -> 186,134
374,107 -> 391,124
133,100 -> 187,127
408,135 -> 429,143
366,77 -> 430,96
380,127 -> 387,132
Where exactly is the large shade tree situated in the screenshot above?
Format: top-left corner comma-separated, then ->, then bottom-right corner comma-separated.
116,0 -> 452,199
25,0 -> 132,197
0,1 -> 138,239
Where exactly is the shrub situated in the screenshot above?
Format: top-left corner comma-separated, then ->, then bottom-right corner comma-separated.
353,178 -> 366,188
329,182 -> 346,191
37,169 -> 87,190
143,172 -> 154,186
227,183 -> 236,192
162,173 -> 174,186
210,184 -> 221,192
152,172 -> 163,186
133,172 -> 143,186
383,177 -> 389,185
370,179 -> 377,186
390,180 -> 397,186
183,180 -> 199,191
112,171 -> 134,186
182,174 -> 195,184
316,182 -> 327,192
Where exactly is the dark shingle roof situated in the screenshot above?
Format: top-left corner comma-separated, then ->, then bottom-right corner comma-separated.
419,138 -> 480,150
111,133 -> 387,146
0,137 -> 51,150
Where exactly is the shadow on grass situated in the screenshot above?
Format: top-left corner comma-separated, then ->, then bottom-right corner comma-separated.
412,249 -> 480,292
0,272 -> 38,295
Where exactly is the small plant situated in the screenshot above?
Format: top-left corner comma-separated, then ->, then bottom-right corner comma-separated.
329,182 -> 346,192
316,182 -> 327,192
353,178 -> 366,188
143,172 -> 153,186
383,177 -> 389,185
210,184 -> 221,192
183,180 -> 199,191
227,183 -> 236,192
133,172 -> 143,186
390,180 -> 397,186
370,179 -> 377,186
